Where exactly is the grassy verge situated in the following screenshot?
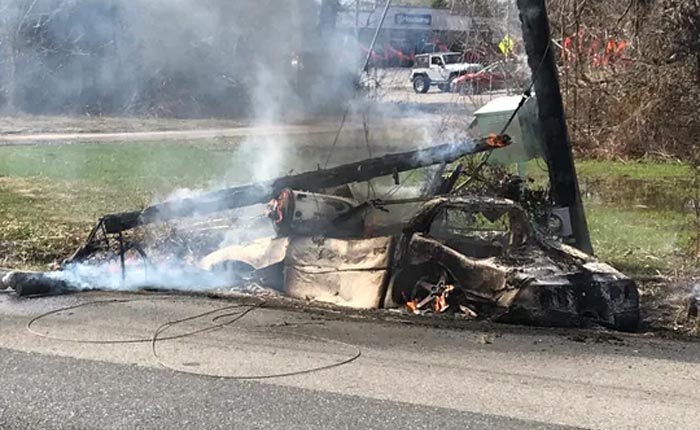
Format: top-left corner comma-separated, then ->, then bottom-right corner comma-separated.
586,206 -> 686,274
575,160 -> 690,180
523,159 -> 690,181
0,140 -> 241,190
517,158 -> 692,275
578,160 -> 691,274
0,177 -> 144,269
0,140 -> 235,269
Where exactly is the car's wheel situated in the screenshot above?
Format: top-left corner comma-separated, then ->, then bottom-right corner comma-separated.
385,262 -> 451,307
412,75 -> 430,94
442,73 -> 458,93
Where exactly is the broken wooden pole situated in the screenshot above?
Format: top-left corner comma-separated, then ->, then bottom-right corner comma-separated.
100,135 -> 511,234
516,0 -> 593,254
2,271 -> 72,297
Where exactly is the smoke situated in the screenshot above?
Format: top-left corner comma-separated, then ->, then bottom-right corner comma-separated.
1,1 -> 532,295
0,0 -> 355,118
50,262 -> 231,293
0,0 -> 362,293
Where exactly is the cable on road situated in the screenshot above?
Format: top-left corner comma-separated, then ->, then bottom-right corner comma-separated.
151,302 -> 361,380
25,296 -> 241,345
25,296 -> 362,380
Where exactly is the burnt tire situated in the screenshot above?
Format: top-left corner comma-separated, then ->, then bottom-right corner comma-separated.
412,75 -> 430,94
385,262 -> 450,307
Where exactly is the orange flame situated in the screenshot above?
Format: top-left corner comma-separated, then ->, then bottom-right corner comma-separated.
486,134 -> 510,148
434,295 -> 446,313
267,189 -> 291,224
433,284 -> 454,313
406,300 -> 418,313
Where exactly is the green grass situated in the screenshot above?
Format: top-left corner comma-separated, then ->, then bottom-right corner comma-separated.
575,160 -> 690,180
1,141 -> 237,190
0,129 -> 422,189
0,140 -> 243,268
516,157 -> 692,274
522,159 -> 690,183
585,205 -> 686,273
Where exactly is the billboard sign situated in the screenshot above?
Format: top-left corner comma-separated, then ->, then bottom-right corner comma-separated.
394,13 -> 432,26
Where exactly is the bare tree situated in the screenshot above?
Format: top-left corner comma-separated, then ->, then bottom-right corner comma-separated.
0,0 -> 71,113
546,0 -> 700,158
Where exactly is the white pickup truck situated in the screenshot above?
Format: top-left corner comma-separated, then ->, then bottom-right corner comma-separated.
410,52 -> 483,93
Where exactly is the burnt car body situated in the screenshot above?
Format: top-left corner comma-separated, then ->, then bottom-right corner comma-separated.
202,192 -> 639,331
385,197 -> 639,331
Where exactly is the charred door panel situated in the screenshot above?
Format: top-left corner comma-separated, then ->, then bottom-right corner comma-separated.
283,236 -> 394,309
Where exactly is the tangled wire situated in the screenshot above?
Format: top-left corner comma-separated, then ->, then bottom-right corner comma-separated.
26,296 -> 361,380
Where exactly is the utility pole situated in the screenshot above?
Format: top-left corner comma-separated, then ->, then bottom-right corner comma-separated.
355,0 -> 360,39
516,0 -> 593,254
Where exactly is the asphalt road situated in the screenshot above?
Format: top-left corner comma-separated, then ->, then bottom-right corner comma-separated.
0,123 -> 348,145
0,348 -> 576,430
1,291 -> 699,430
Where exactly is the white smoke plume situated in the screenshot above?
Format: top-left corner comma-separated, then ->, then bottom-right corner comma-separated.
0,0 -> 354,117
1,0 -> 531,294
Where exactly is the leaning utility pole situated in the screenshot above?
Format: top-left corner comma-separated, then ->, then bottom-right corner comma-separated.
516,0 -> 593,254
95,135 -> 511,235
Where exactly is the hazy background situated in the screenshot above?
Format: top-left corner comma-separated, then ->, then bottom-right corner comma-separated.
0,0 -> 357,118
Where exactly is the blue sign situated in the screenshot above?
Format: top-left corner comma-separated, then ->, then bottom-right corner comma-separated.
394,13 -> 432,26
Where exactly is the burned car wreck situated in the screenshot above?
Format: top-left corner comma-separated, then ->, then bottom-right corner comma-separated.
200,193 -> 638,331
1,135 -> 639,331
387,197 -> 639,330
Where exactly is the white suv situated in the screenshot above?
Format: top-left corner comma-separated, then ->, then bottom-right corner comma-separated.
410,52 -> 483,93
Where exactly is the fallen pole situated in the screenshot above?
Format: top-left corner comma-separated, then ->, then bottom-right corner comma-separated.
2,271 -> 72,297
100,135 -> 511,235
